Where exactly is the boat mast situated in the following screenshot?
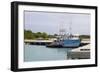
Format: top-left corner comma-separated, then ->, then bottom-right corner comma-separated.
59,22 -> 66,40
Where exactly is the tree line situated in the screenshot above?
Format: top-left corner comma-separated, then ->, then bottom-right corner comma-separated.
24,30 -> 90,40
24,30 -> 55,40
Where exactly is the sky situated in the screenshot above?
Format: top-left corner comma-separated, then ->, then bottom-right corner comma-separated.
24,11 -> 91,35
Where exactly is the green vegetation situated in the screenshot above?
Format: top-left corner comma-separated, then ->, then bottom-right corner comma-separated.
24,30 -> 35,39
24,30 -> 90,40
79,35 -> 90,40
24,30 -> 55,40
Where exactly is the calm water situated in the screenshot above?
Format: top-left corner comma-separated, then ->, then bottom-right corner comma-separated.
24,44 -> 73,62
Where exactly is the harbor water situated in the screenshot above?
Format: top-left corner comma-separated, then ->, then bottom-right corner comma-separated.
24,44 -> 73,62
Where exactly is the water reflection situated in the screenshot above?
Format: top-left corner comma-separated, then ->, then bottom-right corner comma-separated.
24,44 -> 90,62
24,45 -> 73,62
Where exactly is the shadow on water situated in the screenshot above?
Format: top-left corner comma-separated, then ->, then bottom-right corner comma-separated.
79,43 -> 89,47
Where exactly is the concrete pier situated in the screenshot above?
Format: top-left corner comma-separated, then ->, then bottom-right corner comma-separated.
67,44 -> 90,59
24,39 -> 54,45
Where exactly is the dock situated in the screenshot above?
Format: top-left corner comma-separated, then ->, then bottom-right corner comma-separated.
67,44 -> 90,59
24,39 -> 54,45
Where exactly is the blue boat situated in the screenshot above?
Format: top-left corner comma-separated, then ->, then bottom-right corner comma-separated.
46,20 -> 81,48
46,34 -> 80,48
61,38 -> 80,47
46,34 -> 81,48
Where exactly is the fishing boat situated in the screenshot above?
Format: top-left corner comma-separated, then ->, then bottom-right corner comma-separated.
46,34 -> 80,48
46,19 -> 81,48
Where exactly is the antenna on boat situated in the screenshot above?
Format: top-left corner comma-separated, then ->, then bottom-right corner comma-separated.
69,15 -> 72,38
